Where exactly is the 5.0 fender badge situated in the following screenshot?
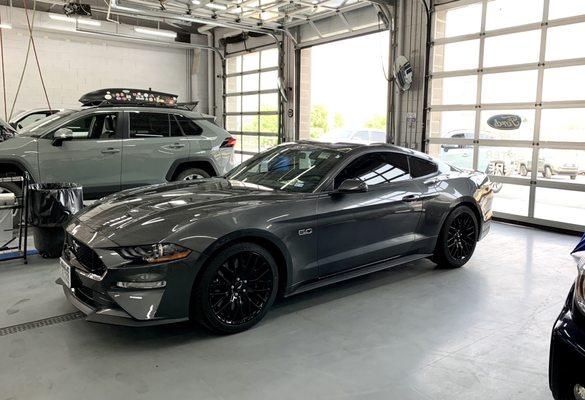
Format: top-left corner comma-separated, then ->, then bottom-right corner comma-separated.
298,228 -> 313,236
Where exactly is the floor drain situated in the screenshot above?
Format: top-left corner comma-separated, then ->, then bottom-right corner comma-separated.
0,312 -> 84,337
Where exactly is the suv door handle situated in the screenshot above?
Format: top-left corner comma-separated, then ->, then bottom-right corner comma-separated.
401,194 -> 419,202
101,148 -> 120,154
168,143 -> 186,149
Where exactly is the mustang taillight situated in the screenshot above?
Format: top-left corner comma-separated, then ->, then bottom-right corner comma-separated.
221,137 -> 237,148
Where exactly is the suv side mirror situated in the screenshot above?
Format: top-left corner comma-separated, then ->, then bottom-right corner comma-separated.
52,128 -> 73,146
336,179 -> 368,194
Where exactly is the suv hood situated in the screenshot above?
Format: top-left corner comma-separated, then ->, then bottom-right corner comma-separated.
72,178 -> 278,246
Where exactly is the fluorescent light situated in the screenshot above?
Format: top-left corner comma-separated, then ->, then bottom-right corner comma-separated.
228,6 -> 243,14
191,0 -> 201,4
259,11 -> 277,20
49,14 -> 101,26
134,26 -> 177,39
205,2 -> 227,10
0,23 -> 12,29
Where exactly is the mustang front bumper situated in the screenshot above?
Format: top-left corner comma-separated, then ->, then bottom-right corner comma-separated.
57,241 -> 201,326
550,288 -> 585,399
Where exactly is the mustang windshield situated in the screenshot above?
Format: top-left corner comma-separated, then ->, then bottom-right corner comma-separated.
226,146 -> 343,192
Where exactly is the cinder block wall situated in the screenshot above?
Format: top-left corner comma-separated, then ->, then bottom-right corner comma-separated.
0,7 -> 197,120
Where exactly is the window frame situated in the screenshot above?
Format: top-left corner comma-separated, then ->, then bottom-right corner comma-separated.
429,0 -> 585,232
43,110 -> 122,141
317,150 -> 423,193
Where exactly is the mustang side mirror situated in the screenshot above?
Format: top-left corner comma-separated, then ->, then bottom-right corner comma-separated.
52,128 -> 74,146
337,179 -> 368,194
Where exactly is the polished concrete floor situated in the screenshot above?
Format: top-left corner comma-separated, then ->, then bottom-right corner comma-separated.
0,222 -> 579,399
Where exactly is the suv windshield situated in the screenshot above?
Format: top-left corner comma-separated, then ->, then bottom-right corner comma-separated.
19,110 -> 76,137
226,145 -> 343,192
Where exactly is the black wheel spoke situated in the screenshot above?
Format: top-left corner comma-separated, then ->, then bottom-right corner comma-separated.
209,250 -> 274,326
446,212 -> 477,261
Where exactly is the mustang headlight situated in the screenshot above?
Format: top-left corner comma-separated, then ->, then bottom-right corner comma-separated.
575,257 -> 585,315
117,243 -> 191,264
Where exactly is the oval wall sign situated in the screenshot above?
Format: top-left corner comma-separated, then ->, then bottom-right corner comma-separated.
487,114 -> 521,130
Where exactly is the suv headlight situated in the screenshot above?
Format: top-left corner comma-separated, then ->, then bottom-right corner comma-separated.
116,243 -> 191,264
575,257 -> 585,315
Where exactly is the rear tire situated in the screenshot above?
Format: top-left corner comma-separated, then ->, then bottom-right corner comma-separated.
432,206 -> 478,269
192,242 -> 278,334
175,168 -> 210,181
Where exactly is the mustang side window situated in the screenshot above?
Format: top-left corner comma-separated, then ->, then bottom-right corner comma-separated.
409,157 -> 438,178
334,152 -> 411,189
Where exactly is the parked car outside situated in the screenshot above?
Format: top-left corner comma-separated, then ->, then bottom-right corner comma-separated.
319,129 -> 386,144
9,108 -> 61,131
57,141 -> 493,333
0,90 -> 235,201
550,256 -> 585,400
516,156 -> 579,180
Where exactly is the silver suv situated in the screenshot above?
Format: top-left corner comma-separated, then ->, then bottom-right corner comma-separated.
0,104 -> 235,199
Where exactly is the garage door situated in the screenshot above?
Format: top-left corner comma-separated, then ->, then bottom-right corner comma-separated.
428,0 -> 585,231
224,47 -> 280,164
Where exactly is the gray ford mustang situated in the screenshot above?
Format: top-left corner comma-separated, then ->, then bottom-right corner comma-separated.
57,141 -> 493,333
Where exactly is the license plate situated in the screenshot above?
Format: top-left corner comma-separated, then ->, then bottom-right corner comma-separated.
60,258 -> 72,288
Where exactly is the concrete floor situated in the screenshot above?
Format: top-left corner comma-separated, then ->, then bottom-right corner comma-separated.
0,222 -> 578,399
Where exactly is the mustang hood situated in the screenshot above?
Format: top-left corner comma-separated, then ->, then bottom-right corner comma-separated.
72,179 -> 276,246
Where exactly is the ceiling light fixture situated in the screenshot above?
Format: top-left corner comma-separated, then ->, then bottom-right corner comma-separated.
49,14 -> 102,26
0,23 -> 12,29
134,26 -> 177,38
229,6 -> 243,14
191,0 -> 201,4
205,2 -> 228,10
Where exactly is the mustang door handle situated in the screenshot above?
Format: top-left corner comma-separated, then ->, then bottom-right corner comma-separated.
101,148 -> 120,154
401,194 -> 420,202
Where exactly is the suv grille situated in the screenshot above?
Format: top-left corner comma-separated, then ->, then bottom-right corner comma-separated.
64,234 -> 106,276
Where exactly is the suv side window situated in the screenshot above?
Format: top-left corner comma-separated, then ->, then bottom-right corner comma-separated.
175,115 -> 203,136
49,113 -> 118,140
129,112 -> 172,138
409,157 -> 438,178
334,152 -> 411,189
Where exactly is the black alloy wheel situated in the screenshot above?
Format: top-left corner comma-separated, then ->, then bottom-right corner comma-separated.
446,213 -> 476,261
193,242 -> 278,334
432,205 -> 478,269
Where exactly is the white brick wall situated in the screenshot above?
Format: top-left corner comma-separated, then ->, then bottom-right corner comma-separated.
0,7 -> 196,119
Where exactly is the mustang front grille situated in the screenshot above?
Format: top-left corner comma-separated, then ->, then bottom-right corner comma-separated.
64,234 -> 106,276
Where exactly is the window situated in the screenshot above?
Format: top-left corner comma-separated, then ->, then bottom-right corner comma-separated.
175,115 -> 202,136
299,31 -> 389,143
16,112 -> 52,130
334,152 -> 410,189
225,47 -> 280,164
226,146 -> 342,193
52,113 -> 117,140
129,112 -> 173,138
409,157 -> 438,178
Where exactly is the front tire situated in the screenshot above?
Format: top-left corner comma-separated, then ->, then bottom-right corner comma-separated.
432,206 -> 478,269
192,242 -> 278,334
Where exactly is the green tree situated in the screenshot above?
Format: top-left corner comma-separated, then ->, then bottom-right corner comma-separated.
310,105 -> 329,132
333,113 -> 344,129
365,114 -> 387,130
